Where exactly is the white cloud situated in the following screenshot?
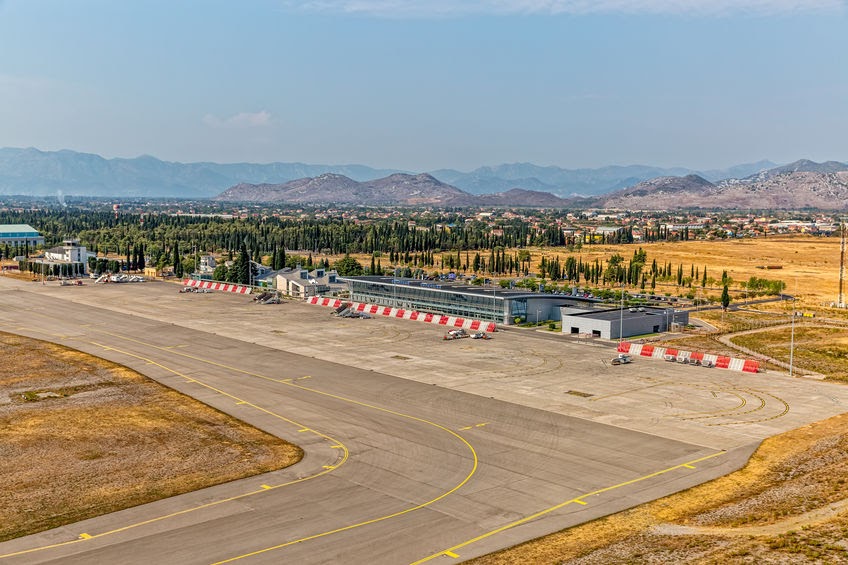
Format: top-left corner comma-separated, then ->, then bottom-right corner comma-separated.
291,0 -> 845,17
202,110 -> 273,128
0,73 -> 55,94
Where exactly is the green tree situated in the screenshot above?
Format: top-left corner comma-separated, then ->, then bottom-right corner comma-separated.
229,242 -> 250,284
172,241 -> 182,277
721,284 -> 731,310
333,255 -> 364,276
212,264 -> 228,281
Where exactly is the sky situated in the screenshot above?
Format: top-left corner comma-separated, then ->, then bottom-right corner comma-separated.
0,0 -> 846,172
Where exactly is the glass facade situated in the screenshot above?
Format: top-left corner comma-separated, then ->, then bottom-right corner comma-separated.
347,278 -> 508,323
0,225 -> 44,246
0,231 -> 40,239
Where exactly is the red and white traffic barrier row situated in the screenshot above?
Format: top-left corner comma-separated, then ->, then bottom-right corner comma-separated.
617,341 -> 759,373
306,296 -> 497,333
182,279 -> 251,294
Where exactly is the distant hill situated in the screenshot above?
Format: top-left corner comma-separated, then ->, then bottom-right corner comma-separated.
215,174 -> 573,207
0,147 -> 404,198
768,158 -> 848,175
427,161 -> 777,197
215,173 -> 469,205
2,147 -> 844,209
593,168 -> 848,210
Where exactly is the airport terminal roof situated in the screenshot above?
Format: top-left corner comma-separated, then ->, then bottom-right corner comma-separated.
343,275 -> 600,302
564,306 -> 672,321
0,224 -> 41,235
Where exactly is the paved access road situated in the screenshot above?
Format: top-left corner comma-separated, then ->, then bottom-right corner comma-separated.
0,281 -> 792,564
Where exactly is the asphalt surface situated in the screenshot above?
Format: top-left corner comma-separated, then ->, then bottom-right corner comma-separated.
1,277 -> 846,564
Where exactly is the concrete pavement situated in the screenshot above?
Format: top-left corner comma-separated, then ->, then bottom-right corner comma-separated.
1,277 -> 847,564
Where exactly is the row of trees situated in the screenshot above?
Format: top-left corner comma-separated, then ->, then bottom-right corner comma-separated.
0,208 -> 724,272
0,209 -> 787,300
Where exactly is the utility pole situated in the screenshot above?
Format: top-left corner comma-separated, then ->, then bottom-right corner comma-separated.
789,278 -> 798,378
619,283 -> 624,342
839,217 -> 846,308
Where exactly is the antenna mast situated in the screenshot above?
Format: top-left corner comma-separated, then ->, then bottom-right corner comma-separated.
839,217 -> 846,308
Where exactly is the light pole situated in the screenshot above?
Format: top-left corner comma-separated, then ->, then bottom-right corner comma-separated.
243,238 -> 252,288
619,283 -> 624,342
789,277 -> 798,377
789,297 -> 795,377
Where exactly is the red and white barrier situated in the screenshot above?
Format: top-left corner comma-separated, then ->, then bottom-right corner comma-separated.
617,341 -> 759,373
182,279 -> 251,294
306,296 -> 497,333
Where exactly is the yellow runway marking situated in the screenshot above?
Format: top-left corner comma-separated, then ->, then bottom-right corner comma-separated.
680,389 -> 747,417
443,550 -> 459,558
32,328 -> 479,565
0,340 -> 350,562
83,333 -> 479,564
573,499 -> 587,505
410,450 -> 725,565
460,422 -> 488,431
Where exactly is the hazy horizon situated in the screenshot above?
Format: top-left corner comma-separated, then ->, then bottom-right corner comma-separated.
1,0 -> 846,172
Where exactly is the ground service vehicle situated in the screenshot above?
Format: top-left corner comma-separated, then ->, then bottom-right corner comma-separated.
611,354 -> 632,365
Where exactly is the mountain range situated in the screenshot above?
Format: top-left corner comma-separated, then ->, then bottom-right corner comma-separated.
1,147 -> 847,210
0,147 -> 775,199
429,160 -> 777,197
215,173 -> 571,207
215,162 -> 848,210
0,147 -> 401,198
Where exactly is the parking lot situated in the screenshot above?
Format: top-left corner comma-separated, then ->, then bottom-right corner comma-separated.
11,277 -> 848,453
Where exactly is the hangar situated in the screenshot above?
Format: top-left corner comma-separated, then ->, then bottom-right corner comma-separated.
561,306 -> 688,340
0,224 -> 44,248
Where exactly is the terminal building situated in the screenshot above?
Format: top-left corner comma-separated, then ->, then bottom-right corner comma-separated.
32,239 -> 90,276
341,276 -> 602,325
560,306 -> 688,340
0,224 -> 44,248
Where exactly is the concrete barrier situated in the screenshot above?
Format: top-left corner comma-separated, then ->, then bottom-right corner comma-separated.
182,279 -> 251,294
306,296 -> 497,333
617,341 -> 759,373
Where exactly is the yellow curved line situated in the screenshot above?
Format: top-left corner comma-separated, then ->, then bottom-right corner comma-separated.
679,389 -> 747,418
706,390 -> 790,427
89,330 -> 480,564
0,343 -> 350,561
410,450 -> 726,564
682,389 -> 767,421
211,397 -> 478,564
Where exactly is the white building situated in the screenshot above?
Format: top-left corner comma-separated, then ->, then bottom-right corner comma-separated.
45,239 -> 88,264
33,239 -> 90,276
198,255 -> 217,273
275,266 -> 340,298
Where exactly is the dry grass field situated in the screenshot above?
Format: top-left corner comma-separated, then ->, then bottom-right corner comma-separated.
731,326 -> 848,381
471,411 -> 848,565
335,234 -> 844,311
0,332 -> 302,542
541,235 -> 844,308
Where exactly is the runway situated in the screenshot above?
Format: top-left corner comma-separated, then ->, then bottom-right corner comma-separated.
0,281 -> 766,563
